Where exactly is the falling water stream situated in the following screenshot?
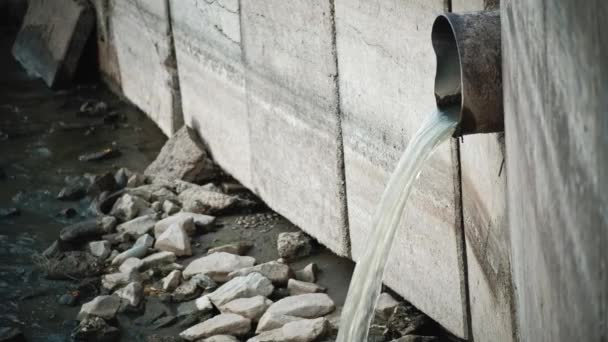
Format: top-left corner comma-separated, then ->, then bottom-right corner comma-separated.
337,109 -> 458,342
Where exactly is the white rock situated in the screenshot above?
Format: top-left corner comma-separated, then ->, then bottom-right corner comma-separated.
208,241 -> 253,255
88,240 -> 111,259
294,263 -> 317,283
220,296 -> 273,322
141,251 -> 177,269
201,336 -> 239,342
287,279 -> 326,296
119,257 -> 144,274
228,261 -> 291,285
162,200 -> 180,215
111,234 -> 154,265
208,272 -> 274,307
110,194 -> 150,221
161,270 -> 182,291
196,295 -> 214,311
126,174 -> 146,188
191,273 -> 217,290
183,252 -> 256,282
100,216 -> 117,232
177,296 -> 214,317
154,212 -> 214,237
178,186 -> 240,215
249,317 -> 328,342
277,232 -> 312,260
77,295 -> 122,320
154,222 -> 192,256
259,293 -> 334,324
173,279 -> 200,302
113,282 -> 143,306
282,317 -> 328,341
376,292 -> 400,320
116,215 -> 157,237
102,270 -> 140,291
180,313 -> 251,340
256,312 -> 302,333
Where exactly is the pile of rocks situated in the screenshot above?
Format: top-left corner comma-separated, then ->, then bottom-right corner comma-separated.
34,126 -> 442,342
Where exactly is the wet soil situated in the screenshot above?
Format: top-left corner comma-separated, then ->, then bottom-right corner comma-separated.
0,26 -> 354,341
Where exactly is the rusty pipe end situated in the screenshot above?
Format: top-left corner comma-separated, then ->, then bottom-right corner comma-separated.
431,11 -> 503,136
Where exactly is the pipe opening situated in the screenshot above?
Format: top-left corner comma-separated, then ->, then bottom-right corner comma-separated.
432,16 -> 462,119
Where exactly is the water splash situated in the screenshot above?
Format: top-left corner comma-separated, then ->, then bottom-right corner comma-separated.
337,109 -> 458,341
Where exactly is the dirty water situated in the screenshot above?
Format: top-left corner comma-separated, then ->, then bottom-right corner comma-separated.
0,26 -> 355,341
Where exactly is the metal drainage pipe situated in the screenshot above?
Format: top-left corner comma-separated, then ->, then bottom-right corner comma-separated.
431,11 -> 503,135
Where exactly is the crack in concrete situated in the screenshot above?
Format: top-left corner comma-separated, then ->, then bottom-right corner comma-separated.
203,0 -> 238,14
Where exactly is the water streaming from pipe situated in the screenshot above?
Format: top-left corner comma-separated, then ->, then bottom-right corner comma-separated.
337,109 -> 458,341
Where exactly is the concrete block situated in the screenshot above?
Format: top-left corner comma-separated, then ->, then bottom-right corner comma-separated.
12,0 -> 94,88
169,0 -> 251,187
335,0 -> 468,338
504,0 -> 607,340
241,0 -> 349,257
103,0 -> 181,136
91,0 -> 122,93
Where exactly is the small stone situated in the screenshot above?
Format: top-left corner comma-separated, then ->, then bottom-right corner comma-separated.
155,222 -> 192,256
127,174 -> 146,188
119,257 -> 144,274
88,172 -> 119,196
114,282 -> 143,307
154,212 -> 214,237
173,279 -> 201,302
294,263 -> 317,283
220,296 -> 273,322
145,126 -> 219,183
88,240 -> 111,259
0,207 -> 20,217
201,336 -> 238,342
114,168 -> 133,189
162,200 -> 180,215
191,273 -> 217,290
391,336 -> 439,342
277,232 -> 312,260
208,241 -> 253,256
259,293 -> 334,326
116,215 -> 157,237
161,270 -> 182,291
256,312 -> 301,333
250,317 -> 328,342
287,279 -> 326,296
100,216 -> 117,232
59,219 -> 104,242
151,201 -> 162,212
58,292 -> 79,306
112,234 -> 154,265
228,261 -> 291,286
45,251 -> 103,280
111,194 -> 151,221
179,313 -> 251,340
57,184 -> 86,201
58,207 -> 78,218
78,295 -> 123,320
208,273 -> 274,307
183,252 -> 256,282
102,270 -> 140,291
141,251 -> 177,269
71,316 -> 120,341
178,187 -> 243,215
78,147 -> 121,162
176,296 -> 214,318
376,292 -> 400,320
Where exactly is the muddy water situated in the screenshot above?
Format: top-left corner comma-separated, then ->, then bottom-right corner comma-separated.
0,26 -> 354,341
0,26 -> 166,341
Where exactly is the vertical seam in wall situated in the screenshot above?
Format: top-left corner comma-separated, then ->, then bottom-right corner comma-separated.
237,0 -> 254,190
165,0 -> 184,133
328,0 -> 351,258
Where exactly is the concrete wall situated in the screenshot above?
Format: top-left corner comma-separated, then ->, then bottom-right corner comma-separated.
451,1 -> 517,341
334,0 -> 468,337
94,0 -> 182,136
97,1 -> 528,340
503,0 -> 607,340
